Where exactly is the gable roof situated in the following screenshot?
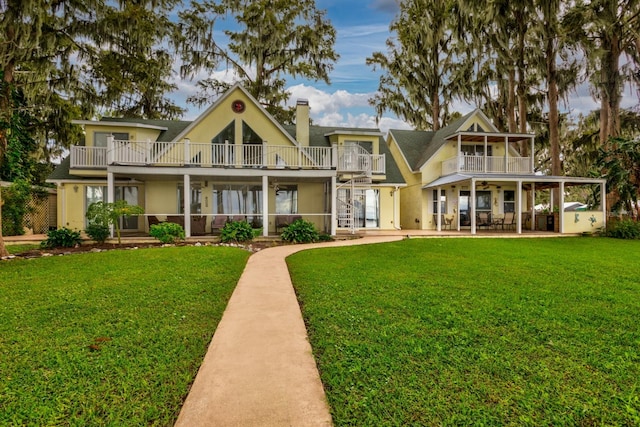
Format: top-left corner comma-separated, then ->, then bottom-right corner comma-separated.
389,109 -> 487,172
172,84 -> 299,146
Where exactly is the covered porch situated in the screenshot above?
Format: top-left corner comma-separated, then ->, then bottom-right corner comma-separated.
424,174 -> 607,235
103,166 -> 339,238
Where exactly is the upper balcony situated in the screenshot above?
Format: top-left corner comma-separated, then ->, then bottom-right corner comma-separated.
442,154 -> 533,175
70,139 -> 385,175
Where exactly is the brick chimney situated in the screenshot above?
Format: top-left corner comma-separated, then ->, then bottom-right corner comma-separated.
295,99 -> 309,146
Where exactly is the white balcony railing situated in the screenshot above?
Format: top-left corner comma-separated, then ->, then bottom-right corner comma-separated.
70,140 -> 385,174
442,154 -> 532,175
70,146 -> 107,168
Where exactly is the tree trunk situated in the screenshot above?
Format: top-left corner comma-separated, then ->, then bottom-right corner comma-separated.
607,36 -> 621,139
0,188 -> 8,257
547,32 -> 561,208
507,67 -> 517,133
432,92 -> 440,131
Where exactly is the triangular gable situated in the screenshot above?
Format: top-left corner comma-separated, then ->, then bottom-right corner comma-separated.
414,109 -> 503,171
172,84 -> 299,147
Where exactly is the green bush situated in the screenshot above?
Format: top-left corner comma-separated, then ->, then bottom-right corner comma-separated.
220,220 -> 255,243
41,228 -> 82,249
150,222 -> 185,244
85,223 -> 110,244
605,219 -> 640,239
281,219 -> 319,243
1,180 -> 34,236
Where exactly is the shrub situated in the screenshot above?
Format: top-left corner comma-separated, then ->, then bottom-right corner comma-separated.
41,228 -> 82,249
86,200 -> 144,244
1,180 -> 34,236
85,223 -> 110,244
605,219 -> 640,239
220,220 -> 254,243
318,233 -> 334,242
150,222 -> 185,244
281,219 -> 319,243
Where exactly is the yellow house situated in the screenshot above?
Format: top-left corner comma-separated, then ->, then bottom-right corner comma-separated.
47,84 -> 406,237
387,109 -> 607,234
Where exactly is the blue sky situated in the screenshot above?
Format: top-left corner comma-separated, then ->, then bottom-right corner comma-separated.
174,0 -> 638,134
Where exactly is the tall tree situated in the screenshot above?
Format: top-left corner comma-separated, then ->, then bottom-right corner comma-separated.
367,0 -> 459,130
565,0 -> 640,144
177,0 -> 338,124
84,0 -> 185,119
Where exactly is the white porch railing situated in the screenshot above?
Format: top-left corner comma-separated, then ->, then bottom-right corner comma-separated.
442,154 -> 532,175
70,140 -> 385,173
70,146 -> 107,168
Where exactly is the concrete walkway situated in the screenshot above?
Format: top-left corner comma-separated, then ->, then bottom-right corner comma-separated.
174,235 -> 404,427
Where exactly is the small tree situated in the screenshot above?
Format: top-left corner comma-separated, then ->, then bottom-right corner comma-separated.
86,200 -> 144,244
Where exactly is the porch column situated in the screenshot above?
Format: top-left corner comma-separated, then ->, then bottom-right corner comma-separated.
107,136 -> 114,165
107,172 -> 115,238
262,175 -> 269,237
504,136 -> 508,173
330,176 -> 337,236
183,174 -> 191,237
436,185 -> 442,231
559,181 -> 565,234
184,138 -> 190,166
530,182 -> 536,231
457,135 -> 462,172
470,179 -> 476,235
484,135 -> 488,172
530,136 -> 535,172
601,181 -> 607,229
516,180 -> 523,234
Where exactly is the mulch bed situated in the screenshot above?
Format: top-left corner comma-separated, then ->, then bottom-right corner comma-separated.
4,240 -> 282,260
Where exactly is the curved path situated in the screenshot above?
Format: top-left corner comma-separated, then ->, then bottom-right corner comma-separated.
175,235 -> 404,427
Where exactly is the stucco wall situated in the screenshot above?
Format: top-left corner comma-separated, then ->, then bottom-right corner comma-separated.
563,211 -> 605,234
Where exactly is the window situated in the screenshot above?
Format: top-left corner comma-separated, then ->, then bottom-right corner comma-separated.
276,185 -> 298,214
85,185 -> 138,229
432,189 -> 447,214
178,184 -> 202,214
476,191 -> 491,212
211,184 -> 263,216
85,186 -> 107,227
116,186 -> 139,230
461,144 -> 493,156
94,132 -> 128,147
503,190 -> 515,213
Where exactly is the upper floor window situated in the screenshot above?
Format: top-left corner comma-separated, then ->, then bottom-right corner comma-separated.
461,144 -> 492,156
94,132 -> 128,147
345,140 -> 373,153
466,123 -> 485,132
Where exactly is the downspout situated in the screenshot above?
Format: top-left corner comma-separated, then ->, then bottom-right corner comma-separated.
392,186 -> 401,230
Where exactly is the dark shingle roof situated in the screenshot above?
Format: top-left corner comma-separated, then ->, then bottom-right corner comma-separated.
390,110 -> 477,171
99,117 -> 192,142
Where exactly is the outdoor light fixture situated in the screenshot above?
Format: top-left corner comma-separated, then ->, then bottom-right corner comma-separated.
73,185 -> 79,193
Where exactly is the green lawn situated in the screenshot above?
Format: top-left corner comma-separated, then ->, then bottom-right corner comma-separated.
288,237 -> 640,426
0,246 -> 249,426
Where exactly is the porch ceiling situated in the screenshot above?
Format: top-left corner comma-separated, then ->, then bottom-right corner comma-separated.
423,173 -> 606,189
445,132 -> 532,143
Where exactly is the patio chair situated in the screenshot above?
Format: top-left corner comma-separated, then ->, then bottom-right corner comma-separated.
211,215 -> 228,233
191,215 -> 206,235
502,211 -> 516,230
147,215 -> 161,231
166,215 -> 185,228
231,215 -> 246,222
477,212 -> 491,229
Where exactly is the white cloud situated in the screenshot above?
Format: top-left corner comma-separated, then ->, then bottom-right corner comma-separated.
286,84 -> 371,115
